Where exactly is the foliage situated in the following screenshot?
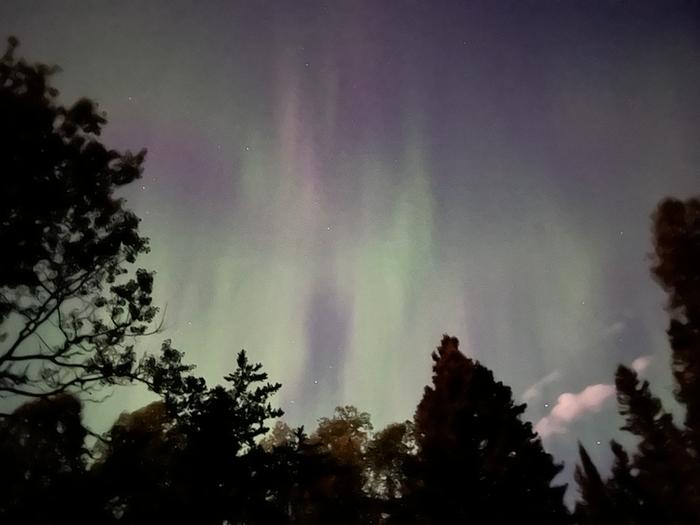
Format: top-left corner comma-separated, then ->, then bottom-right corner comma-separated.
0,36 -> 160,400
312,405 -> 373,466
92,349 -> 283,524
650,198 -> 700,445
365,420 -> 415,500
575,197 -> 700,524
399,335 -> 570,524
0,394 -> 95,524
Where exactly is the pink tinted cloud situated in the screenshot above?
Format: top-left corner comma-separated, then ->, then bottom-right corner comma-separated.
534,384 -> 616,438
522,370 -> 562,403
631,355 -> 652,375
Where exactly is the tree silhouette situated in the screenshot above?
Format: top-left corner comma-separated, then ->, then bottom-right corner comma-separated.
574,442 -> 627,525
616,364 -> 697,523
365,420 -> 415,501
305,405 -> 377,524
650,197 -> 700,448
93,348 -> 283,524
575,196 -> 700,524
89,400 -> 178,524
261,420 -> 297,451
0,37 -> 160,401
398,335 -> 570,524
575,366 -> 694,525
0,394 -> 97,524
604,440 -> 645,524
312,405 -> 373,467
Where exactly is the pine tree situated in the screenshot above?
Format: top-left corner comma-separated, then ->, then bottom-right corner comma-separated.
576,366 -> 698,524
606,441 -> 645,525
575,196 -> 700,524
398,335 -> 570,524
650,198 -> 700,449
574,443 -> 617,525
616,364 -> 700,524
575,439 -> 650,525
92,348 -> 283,524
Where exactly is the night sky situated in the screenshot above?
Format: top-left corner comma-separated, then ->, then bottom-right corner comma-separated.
3,0 -> 700,493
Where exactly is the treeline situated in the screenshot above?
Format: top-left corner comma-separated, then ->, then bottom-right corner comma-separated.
1,37 -> 700,524
0,337 -> 569,524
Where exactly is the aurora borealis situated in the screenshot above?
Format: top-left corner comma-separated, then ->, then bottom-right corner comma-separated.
2,0 -> 700,492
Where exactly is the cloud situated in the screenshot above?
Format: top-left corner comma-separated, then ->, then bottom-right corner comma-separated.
631,355 -> 652,375
534,383 -> 616,438
601,320 -> 626,339
522,370 -> 562,403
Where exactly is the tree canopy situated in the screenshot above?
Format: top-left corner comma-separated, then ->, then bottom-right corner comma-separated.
0,36 -> 161,401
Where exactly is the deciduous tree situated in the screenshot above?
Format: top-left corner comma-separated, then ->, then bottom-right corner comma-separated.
0,37 -> 161,401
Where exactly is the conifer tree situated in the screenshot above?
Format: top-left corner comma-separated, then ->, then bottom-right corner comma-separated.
650,198 -> 700,448
93,348 -> 283,524
574,443 -> 628,525
615,364 -> 694,517
606,440 -> 643,521
575,196 -> 700,524
398,335 -> 570,524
